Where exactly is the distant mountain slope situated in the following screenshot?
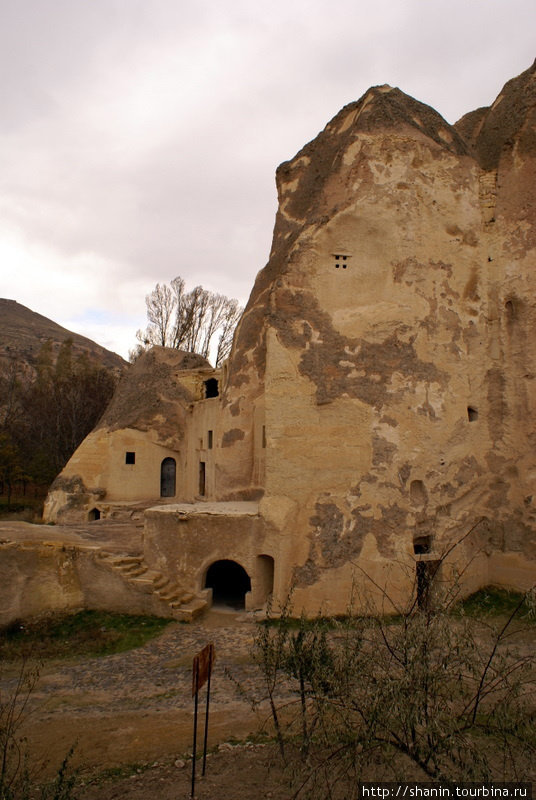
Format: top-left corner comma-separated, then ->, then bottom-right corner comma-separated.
0,298 -> 127,373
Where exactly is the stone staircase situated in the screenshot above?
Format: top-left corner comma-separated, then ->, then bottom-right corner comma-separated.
96,551 -> 208,622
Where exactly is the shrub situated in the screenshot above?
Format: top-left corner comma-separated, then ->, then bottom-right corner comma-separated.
0,660 -> 77,800
254,576 -> 536,797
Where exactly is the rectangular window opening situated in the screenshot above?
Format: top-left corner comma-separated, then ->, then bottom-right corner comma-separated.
208,430 -> 213,450
413,534 -> 432,555
125,451 -> 135,465
204,378 -> 219,398
199,461 -> 206,496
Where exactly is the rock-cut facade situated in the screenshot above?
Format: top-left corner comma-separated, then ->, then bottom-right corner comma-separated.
44,60 -> 536,616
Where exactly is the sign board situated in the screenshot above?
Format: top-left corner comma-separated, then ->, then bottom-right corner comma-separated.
192,642 -> 215,696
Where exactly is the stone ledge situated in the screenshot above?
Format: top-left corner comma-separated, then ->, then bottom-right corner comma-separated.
145,501 -> 259,518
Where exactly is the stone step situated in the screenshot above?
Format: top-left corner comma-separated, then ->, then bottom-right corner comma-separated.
129,577 -> 155,594
96,549 -> 202,622
119,564 -> 147,577
96,551 -> 115,561
158,589 -> 182,602
156,582 -> 184,600
101,554 -> 143,568
172,597 -> 207,622
153,575 -> 171,591
169,591 -> 195,609
110,554 -> 142,563
158,583 -> 180,596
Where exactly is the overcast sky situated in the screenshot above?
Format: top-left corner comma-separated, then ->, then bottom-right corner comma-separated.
1,1 -> 534,360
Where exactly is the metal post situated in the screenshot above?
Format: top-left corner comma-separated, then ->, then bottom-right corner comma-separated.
191,660 -> 199,799
201,647 -> 213,776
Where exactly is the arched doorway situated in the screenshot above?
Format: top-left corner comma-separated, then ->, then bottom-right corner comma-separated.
204,560 -> 251,609
88,508 -> 101,521
160,457 -> 176,497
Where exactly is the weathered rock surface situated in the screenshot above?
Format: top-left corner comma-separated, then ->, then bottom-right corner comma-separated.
43,347 -> 217,520
38,60 -> 536,617
221,59 -> 536,611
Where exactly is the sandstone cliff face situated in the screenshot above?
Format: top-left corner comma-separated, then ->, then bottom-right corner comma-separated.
43,62 -> 536,615
218,61 -> 536,610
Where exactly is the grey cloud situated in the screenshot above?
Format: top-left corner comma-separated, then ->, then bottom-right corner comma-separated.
0,0 -> 534,357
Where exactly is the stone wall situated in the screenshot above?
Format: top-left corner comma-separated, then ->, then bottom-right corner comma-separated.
143,503 -> 274,610
0,541 -> 168,628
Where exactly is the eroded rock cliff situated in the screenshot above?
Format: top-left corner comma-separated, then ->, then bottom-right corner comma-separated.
221,60 -> 536,610
42,61 -> 536,614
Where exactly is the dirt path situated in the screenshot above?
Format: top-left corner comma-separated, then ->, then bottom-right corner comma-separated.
6,604 -> 535,798
8,609 -> 280,786
79,743 -> 290,800
0,521 -> 294,797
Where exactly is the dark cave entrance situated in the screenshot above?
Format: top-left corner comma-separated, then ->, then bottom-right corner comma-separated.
204,560 -> 251,610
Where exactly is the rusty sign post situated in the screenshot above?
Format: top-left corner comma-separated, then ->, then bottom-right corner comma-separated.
191,642 -> 215,799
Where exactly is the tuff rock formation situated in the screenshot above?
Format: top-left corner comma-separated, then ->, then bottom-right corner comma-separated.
43,60 -> 536,615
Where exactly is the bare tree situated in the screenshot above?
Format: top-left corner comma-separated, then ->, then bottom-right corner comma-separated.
214,297 -> 243,366
133,277 -> 242,367
145,282 -> 175,347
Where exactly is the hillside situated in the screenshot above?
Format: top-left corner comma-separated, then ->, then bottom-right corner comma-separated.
0,299 -> 126,507
0,298 -> 127,374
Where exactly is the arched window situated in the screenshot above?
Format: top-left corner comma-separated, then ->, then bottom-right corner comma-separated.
160,457 -> 176,497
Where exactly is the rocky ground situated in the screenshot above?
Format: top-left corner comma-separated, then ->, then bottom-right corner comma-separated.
0,517 -> 295,797
2,607 -> 292,799
79,743 -> 290,800
2,520 -> 534,798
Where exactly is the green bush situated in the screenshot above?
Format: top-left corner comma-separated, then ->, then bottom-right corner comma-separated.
459,585 -> 535,620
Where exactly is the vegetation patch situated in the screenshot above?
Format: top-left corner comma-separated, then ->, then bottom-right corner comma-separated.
260,613 -> 349,631
0,610 -> 172,661
250,580 -> 536,795
458,585 -> 535,621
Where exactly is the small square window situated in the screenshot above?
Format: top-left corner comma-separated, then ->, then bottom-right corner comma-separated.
125,451 -> 135,465
413,535 -> 432,555
333,253 -> 350,269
